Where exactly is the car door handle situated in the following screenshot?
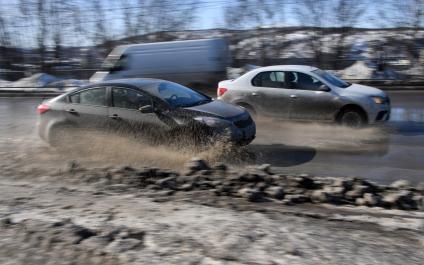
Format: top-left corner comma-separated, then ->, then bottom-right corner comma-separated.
290,95 -> 298,99
108,114 -> 121,120
66,108 -> 78,114
251,92 -> 259,96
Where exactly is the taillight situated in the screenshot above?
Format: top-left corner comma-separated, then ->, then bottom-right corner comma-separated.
37,104 -> 50,114
217,87 -> 228,97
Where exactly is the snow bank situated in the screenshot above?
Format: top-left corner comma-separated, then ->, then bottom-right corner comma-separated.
336,61 -> 374,79
11,73 -> 62,88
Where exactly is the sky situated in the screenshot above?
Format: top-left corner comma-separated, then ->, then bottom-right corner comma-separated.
0,0 -> 399,47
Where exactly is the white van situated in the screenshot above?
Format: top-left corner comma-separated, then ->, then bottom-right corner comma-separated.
90,38 -> 229,89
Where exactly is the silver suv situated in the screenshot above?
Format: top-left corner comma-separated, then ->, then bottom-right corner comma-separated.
217,65 -> 390,127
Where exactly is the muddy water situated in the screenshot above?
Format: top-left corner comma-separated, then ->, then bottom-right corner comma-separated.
1,91 -> 424,184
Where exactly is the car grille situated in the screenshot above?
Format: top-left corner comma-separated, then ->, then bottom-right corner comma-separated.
234,115 -> 253,128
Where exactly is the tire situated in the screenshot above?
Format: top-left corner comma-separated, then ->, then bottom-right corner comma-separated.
47,125 -> 72,147
167,125 -> 216,148
338,109 -> 366,128
238,104 -> 256,117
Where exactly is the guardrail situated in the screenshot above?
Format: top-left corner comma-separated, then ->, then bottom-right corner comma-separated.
346,79 -> 424,90
0,88 -> 64,97
1,80 -> 424,98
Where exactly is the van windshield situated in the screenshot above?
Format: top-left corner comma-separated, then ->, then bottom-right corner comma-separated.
151,82 -> 211,108
312,69 -> 351,88
101,54 -> 128,72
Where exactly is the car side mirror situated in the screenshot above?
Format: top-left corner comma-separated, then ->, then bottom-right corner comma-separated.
318,85 -> 331,92
139,105 -> 154,113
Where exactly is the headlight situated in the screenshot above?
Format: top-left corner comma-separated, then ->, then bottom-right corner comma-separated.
194,116 -> 229,127
371,96 -> 384,104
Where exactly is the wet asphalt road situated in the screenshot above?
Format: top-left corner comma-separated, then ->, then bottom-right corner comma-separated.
0,91 -> 423,184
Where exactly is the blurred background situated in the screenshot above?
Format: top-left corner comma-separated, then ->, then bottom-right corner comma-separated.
0,0 -> 423,87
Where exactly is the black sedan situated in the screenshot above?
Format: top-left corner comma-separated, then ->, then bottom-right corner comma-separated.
37,78 -> 256,146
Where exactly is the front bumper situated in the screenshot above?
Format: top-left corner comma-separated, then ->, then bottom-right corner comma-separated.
369,104 -> 391,124
227,122 -> 256,145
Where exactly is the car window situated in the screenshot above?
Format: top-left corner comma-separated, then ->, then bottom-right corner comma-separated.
112,87 -> 151,110
252,71 -> 285,88
69,87 -> 106,106
149,82 -> 210,108
287,71 -> 324,91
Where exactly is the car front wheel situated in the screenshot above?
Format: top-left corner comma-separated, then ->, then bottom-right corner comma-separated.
339,110 -> 366,128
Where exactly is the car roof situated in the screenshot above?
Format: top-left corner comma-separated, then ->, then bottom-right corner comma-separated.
94,78 -> 164,88
254,65 -> 319,72
74,78 -> 166,94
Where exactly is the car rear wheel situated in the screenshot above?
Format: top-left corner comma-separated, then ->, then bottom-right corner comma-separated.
238,103 -> 256,117
48,125 -> 73,146
339,110 -> 366,128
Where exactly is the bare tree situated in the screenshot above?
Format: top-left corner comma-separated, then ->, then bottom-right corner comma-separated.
91,0 -> 109,46
224,0 -> 281,29
223,0 -> 285,65
36,0 -> 48,70
332,0 -> 365,68
390,0 -> 424,58
137,0 -> 198,35
0,11 -> 11,70
295,0 -> 330,67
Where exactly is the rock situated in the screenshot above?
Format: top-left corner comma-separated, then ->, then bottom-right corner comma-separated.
257,164 -> 272,174
155,176 -> 177,189
105,184 -> 130,193
332,178 -> 353,190
323,186 -> 345,196
413,195 -> 424,210
179,183 -> 193,191
199,169 -> 212,176
237,188 -> 263,202
390,179 -> 411,189
81,235 -> 111,249
345,184 -> 372,200
265,186 -> 285,200
355,198 -> 367,206
137,167 -> 158,177
382,191 -> 416,210
215,185 -> 233,196
285,194 -> 309,204
255,182 -> 269,191
311,190 -> 329,203
0,217 -> 11,228
120,165 -> 136,172
417,182 -> 424,192
185,158 -> 210,174
239,172 -> 265,182
297,175 -> 316,189
176,175 -> 199,184
362,193 -> 380,207
106,238 -> 142,252
212,163 -> 227,171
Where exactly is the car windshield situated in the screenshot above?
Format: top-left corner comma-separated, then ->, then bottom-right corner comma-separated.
312,69 -> 351,88
150,82 -> 211,108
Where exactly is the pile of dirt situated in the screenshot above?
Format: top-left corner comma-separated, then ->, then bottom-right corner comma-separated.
12,157 -> 423,211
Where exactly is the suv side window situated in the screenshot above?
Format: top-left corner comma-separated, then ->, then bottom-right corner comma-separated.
112,87 -> 152,110
69,87 -> 106,106
252,71 -> 285,88
286,71 -> 323,91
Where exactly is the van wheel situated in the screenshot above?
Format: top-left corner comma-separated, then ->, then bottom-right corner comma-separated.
338,109 -> 366,128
